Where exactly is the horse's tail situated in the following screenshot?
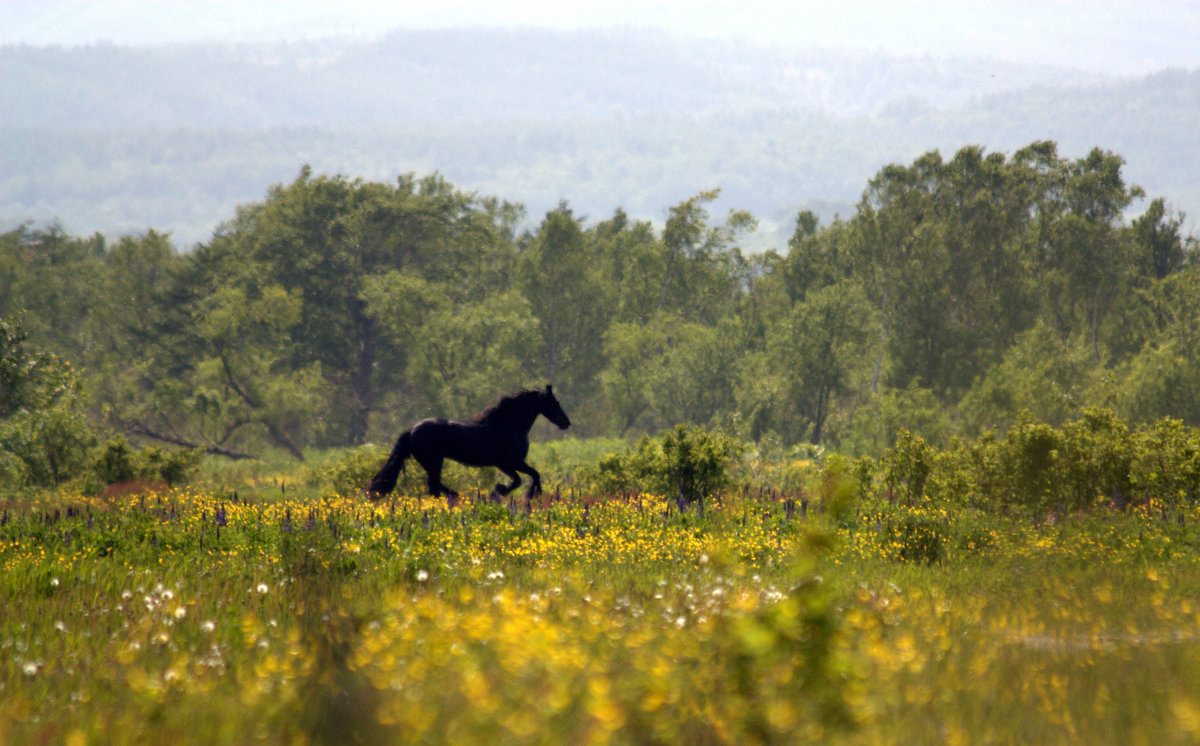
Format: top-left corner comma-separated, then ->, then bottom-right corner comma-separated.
368,431 -> 411,499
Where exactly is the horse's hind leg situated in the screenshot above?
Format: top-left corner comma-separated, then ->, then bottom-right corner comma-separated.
493,467 -> 522,497
515,462 -> 543,498
418,456 -> 457,499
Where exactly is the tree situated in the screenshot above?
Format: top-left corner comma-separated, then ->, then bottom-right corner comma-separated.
1030,147 -> 1142,360
191,168 -> 521,445
757,281 -> 877,444
0,315 -> 95,487
1120,266 -> 1200,426
957,322 -> 1100,435
518,205 -> 611,407
0,224 -> 106,363
600,314 -> 741,434
1130,197 -> 1190,281
403,291 -> 542,418
849,146 -> 1042,398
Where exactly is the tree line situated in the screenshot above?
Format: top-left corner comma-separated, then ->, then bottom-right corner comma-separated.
2,141 -> 1198,481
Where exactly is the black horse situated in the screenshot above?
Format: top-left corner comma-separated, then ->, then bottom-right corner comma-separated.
367,385 -> 571,500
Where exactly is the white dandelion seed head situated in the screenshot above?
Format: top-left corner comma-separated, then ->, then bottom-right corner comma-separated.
416,570 -> 429,582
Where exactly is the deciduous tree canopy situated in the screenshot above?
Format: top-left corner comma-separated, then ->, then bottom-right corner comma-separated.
3,142 -> 1197,462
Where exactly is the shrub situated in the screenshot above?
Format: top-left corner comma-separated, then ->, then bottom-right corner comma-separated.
873,408 -> 1200,516
319,445 -> 389,497
816,453 -> 860,524
879,430 -> 937,505
878,511 -> 946,564
580,424 -> 744,501
90,436 -> 203,490
1131,417 -> 1200,507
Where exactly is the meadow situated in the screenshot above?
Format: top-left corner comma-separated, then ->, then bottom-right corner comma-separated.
3,447 -> 1200,745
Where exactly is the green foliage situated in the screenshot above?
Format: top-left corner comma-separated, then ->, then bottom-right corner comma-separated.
90,436 -> 202,489
527,437 -> 627,487
814,453 -> 861,524
601,314 -> 741,433
879,431 -> 938,506
580,425 -> 744,502
876,511 -> 947,565
746,280 -> 877,444
971,409 -> 1137,514
829,385 -> 953,457
0,315 -> 96,488
317,445 -> 389,498
872,409 -> 1200,516
5,139 -> 1199,465
403,290 -> 542,418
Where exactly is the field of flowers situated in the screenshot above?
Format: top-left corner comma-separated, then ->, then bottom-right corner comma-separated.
4,477 -> 1200,744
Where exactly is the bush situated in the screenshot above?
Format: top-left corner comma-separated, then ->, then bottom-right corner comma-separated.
972,408 -> 1135,514
873,408 -> 1200,516
91,436 -> 203,488
1131,417 -> 1200,506
580,424 -> 744,501
878,511 -> 946,564
319,445 -> 389,497
816,453 -> 860,524
879,430 -> 937,506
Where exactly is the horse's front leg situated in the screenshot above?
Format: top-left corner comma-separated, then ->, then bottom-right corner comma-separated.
515,462 -> 543,498
493,467 -> 522,497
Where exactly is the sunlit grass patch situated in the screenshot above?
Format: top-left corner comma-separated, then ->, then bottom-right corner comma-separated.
3,485 -> 1200,743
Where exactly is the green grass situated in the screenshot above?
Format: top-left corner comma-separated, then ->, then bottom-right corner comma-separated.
3,469 -> 1200,744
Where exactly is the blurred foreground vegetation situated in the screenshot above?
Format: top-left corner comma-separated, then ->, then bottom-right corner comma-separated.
5,138 -> 1200,742
4,421 -> 1200,743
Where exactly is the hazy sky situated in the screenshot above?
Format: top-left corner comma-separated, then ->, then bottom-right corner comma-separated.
5,0 -> 1200,75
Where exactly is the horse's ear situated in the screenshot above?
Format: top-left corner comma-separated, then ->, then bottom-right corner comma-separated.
545,384 -> 553,395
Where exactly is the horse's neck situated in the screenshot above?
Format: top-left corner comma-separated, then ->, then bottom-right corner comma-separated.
501,409 -> 539,433
481,401 -> 539,433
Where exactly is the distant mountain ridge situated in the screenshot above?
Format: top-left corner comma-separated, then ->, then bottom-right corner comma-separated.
1,28 -> 1197,246
0,28 -> 1112,127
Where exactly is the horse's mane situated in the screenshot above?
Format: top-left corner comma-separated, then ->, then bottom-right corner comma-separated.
473,388 -> 543,426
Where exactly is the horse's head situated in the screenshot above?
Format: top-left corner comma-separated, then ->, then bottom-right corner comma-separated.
540,384 -> 571,430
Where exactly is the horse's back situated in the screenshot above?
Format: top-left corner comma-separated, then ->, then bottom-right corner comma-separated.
408,417 -> 525,467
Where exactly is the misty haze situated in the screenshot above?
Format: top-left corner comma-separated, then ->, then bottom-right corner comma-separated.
2,12 -> 1199,246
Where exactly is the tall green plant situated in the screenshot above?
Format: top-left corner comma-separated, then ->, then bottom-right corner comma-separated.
580,424 -> 743,502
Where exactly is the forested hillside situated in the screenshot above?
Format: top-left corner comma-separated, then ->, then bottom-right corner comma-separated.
3,142 -> 1197,469
3,30 -> 1198,246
